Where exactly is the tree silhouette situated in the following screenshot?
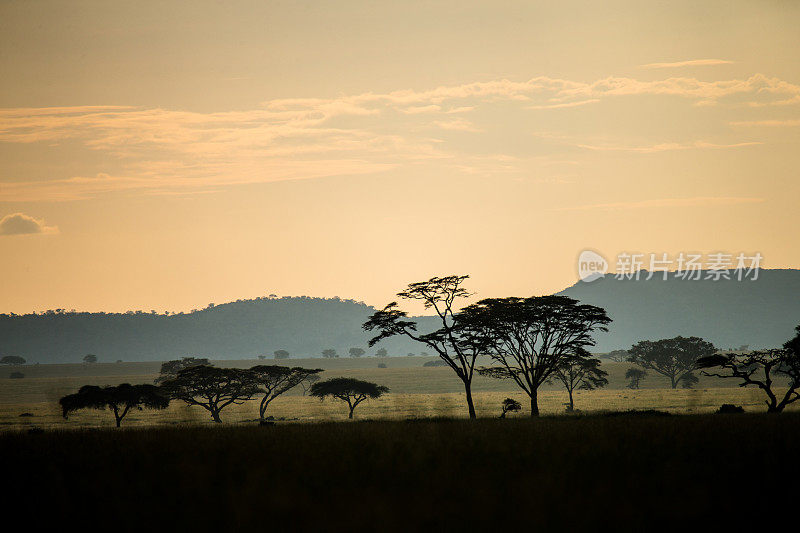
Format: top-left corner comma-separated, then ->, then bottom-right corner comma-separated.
160,366 -> 259,423
625,368 -> 647,389
375,348 -> 388,357
322,349 -> 338,359
249,365 -> 323,421
348,347 -> 365,358
606,350 -> 629,362
500,398 -> 521,418
83,354 -> 97,364
549,349 -> 608,411
462,295 -> 610,417
273,350 -> 290,359
628,337 -> 716,389
155,357 -> 211,384
309,377 -> 388,419
364,275 -> 482,418
0,355 -> 25,365
696,327 -> 800,413
59,384 -> 169,427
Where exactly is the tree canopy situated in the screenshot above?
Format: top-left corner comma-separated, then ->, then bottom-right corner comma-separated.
60,383 -> 169,427
550,348 -> 608,411
628,336 -> 715,388
160,365 -> 259,423
462,295 -> 610,416
155,356 -> 211,384
249,365 -> 323,421
309,377 -> 388,419
0,355 -> 26,365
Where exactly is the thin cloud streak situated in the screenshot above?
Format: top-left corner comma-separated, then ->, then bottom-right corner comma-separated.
640,59 -> 734,69
554,197 -> 765,211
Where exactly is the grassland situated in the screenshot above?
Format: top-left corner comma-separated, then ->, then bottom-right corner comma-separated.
1,356 -> 795,430
4,414 -> 799,529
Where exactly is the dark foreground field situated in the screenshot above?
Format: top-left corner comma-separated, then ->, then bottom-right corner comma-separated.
4,413 -> 797,530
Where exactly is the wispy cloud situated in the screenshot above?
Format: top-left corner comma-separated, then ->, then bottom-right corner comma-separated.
0,72 -> 796,201
0,212 -> 58,236
730,119 -> 800,127
555,197 -> 765,211
640,59 -> 734,69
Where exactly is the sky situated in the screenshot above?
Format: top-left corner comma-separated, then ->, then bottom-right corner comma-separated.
1,0 -> 799,314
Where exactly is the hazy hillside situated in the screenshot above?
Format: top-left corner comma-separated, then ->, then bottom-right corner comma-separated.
2,269 -> 799,363
0,296 -> 430,364
557,268 -> 800,352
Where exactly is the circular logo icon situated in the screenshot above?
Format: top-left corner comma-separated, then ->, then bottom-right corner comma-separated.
577,250 -> 608,282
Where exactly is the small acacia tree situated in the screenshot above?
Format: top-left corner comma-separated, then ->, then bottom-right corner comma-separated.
155,356 -> 211,384
348,347 -> 365,358
83,354 -> 98,364
0,355 -> 26,365
249,365 -> 323,421
364,275 -> 482,419
160,365 -> 259,423
500,398 -> 521,418
273,350 -> 290,359
549,349 -> 608,411
60,384 -> 169,427
375,348 -> 388,357
309,377 -> 388,419
322,349 -> 338,359
628,337 -> 715,389
625,368 -> 647,389
696,344 -> 800,413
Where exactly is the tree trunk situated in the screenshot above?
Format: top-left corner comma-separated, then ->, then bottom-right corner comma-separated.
670,376 -> 678,389
568,389 -> 574,411
348,406 -> 355,419
530,389 -> 540,417
464,383 -> 477,419
211,409 -> 222,423
115,416 -> 122,428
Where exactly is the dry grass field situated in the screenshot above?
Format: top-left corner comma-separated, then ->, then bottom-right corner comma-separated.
1,356 -> 794,430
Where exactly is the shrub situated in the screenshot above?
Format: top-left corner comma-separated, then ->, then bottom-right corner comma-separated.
422,359 -> 447,367
9,372 -> 24,379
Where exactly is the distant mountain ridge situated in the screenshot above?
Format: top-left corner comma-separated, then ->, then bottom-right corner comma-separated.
557,268 -> 800,352
2,269 -> 799,363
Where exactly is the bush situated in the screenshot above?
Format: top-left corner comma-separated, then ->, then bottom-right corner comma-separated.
716,404 -> 744,414
377,363 -> 387,369
9,372 -> 24,379
422,359 -> 447,367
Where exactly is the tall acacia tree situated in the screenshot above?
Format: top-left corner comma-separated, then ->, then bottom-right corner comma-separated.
60,384 -> 169,427
628,336 -> 716,389
160,365 -> 259,423
461,295 -> 610,416
249,365 -> 323,422
363,275 -> 482,419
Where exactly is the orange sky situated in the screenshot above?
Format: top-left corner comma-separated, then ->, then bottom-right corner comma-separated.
1,1 -> 799,313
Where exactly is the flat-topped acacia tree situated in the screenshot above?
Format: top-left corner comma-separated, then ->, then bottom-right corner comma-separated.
628,336 -> 716,389
549,348 -> 609,411
364,275 -> 483,419
309,377 -> 388,419
249,365 -> 323,422
160,365 -> 259,423
60,383 -> 169,427
461,295 -> 610,416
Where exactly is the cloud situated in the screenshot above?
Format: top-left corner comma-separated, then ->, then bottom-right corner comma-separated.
730,119 -> 800,127
0,72 -> 796,201
555,197 -> 765,211
0,213 -> 58,236
640,59 -> 734,69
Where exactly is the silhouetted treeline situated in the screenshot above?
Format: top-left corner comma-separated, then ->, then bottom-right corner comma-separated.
0,296 -> 430,363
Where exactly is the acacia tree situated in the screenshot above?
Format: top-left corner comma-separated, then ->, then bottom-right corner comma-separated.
322,349 -> 338,359
273,350 -> 290,359
60,384 -> 169,427
83,354 -> 97,364
628,337 -> 716,389
500,398 -> 521,418
625,368 -> 647,389
462,295 -> 610,417
249,365 -> 323,421
364,275 -> 483,419
348,348 -> 365,358
309,377 -> 388,419
160,365 -> 259,423
549,349 -> 608,411
696,346 -> 800,413
0,355 -> 25,365
154,356 -> 211,384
